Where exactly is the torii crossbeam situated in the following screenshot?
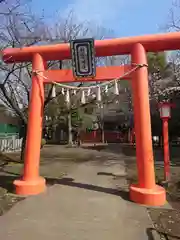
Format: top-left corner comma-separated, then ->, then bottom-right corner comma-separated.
3,32 -> 180,206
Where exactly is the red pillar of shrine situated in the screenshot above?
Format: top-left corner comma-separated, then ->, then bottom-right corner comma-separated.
14,53 -> 46,195
129,43 -> 166,206
162,118 -> 170,181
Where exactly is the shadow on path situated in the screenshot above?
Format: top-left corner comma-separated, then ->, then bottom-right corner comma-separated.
0,175 -> 17,193
46,177 -> 131,202
0,169 -> 130,202
81,144 -> 136,157
97,172 -> 127,178
97,172 -> 116,176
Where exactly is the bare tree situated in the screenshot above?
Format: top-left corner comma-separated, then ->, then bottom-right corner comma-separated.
158,0 -> 180,95
165,0 -> 180,31
0,2 -> 118,149
0,1 -> 52,158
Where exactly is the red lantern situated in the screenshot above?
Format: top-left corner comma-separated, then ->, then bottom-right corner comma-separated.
158,102 -> 173,119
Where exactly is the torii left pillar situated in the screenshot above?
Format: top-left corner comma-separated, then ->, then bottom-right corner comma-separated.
14,53 -> 46,195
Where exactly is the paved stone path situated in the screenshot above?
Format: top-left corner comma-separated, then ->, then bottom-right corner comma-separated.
0,147 -> 162,239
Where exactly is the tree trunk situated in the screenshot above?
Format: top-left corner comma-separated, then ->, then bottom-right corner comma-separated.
101,123 -> 105,143
20,135 -> 26,161
100,103 -> 105,143
68,111 -> 73,146
20,124 -> 27,162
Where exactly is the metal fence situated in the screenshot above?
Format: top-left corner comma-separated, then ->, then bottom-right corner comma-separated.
0,134 -> 22,152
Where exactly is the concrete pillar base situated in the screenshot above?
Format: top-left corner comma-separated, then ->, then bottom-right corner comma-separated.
14,177 -> 46,196
130,184 -> 166,206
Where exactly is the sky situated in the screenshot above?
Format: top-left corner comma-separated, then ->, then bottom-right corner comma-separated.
30,0 -> 175,38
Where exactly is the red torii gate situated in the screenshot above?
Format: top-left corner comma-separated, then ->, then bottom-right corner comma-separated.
3,32 -> 180,206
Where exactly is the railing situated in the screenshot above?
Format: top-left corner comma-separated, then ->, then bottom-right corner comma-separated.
0,134 -> 22,152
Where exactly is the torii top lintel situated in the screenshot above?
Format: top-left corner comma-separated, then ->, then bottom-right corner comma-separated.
2,32 -> 180,63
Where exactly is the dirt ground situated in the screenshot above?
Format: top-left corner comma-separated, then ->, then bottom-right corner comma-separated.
0,144 -> 180,239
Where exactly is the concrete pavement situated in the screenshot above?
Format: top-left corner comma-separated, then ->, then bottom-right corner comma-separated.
0,156 -> 161,240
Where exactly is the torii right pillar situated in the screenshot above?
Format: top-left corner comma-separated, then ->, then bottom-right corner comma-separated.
130,43 -> 166,206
